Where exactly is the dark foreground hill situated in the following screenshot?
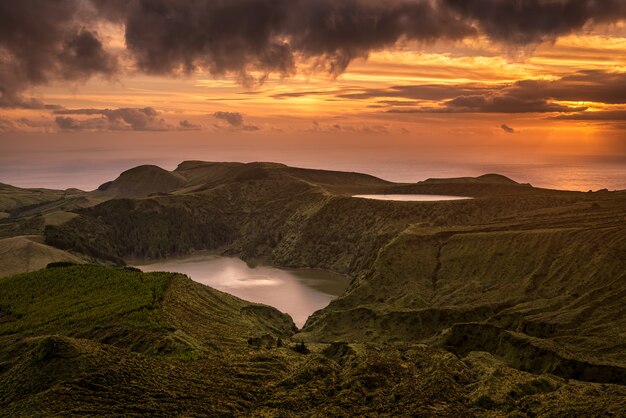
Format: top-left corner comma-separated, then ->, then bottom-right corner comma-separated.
1,161 -> 625,415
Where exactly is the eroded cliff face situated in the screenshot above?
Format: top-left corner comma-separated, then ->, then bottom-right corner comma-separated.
300,197 -> 626,380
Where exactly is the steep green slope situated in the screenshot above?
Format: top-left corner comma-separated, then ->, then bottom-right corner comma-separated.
299,194 -> 626,383
1,265 -> 624,416
45,162 -> 582,266
0,265 -> 301,415
45,168 -> 333,261
0,264 -> 294,354
0,266 -> 173,350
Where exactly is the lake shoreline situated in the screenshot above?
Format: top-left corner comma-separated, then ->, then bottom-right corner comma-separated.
127,249 -> 354,286
131,253 -> 350,327
352,194 -> 473,202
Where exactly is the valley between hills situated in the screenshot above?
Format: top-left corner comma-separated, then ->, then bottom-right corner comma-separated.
1,161 -> 625,416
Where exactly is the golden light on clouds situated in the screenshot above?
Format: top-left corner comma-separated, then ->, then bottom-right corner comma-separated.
21,29 -> 625,130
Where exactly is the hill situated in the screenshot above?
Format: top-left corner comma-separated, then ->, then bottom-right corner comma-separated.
1,265 -> 624,416
42,162 -> 626,372
94,165 -> 187,199
0,183 -> 82,215
0,265 -> 299,415
169,161 -> 393,195
1,161 -> 625,414
421,173 -> 521,185
0,235 -> 85,277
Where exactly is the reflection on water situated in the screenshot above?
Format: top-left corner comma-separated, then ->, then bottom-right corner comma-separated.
353,194 -> 472,202
134,255 -> 349,328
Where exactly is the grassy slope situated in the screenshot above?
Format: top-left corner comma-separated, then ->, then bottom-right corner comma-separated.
45,166 -> 626,379
0,164 -> 186,242
0,265 -> 302,415
299,195 -> 626,380
0,183 -> 69,213
0,265 -> 295,353
0,235 -> 85,277
0,182 -> 92,243
2,161 -> 626,414
1,265 -> 624,416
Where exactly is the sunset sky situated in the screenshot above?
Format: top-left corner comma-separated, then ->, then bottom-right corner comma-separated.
1,0 -> 626,190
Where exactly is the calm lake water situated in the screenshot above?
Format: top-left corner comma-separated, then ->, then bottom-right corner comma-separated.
353,194 -> 472,201
134,255 -> 349,327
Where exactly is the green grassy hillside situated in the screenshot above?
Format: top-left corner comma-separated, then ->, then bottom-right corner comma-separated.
2,161 -> 625,414
1,265 -> 624,416
0,265 -> 302,415
299,194 -> 626,383
44,165 -> 626,381
0,264 -> 295,353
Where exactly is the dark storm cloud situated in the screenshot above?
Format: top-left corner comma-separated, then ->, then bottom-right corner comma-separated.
54,107 -> 185,131
118,0 -> 473,82
3,0 -> 626,106
58,29 -> 118,80
283,0 -> 474,76
0,0 -> 117,107
121,0 -> 295,83
442,0 -> 626,45
501,124 -> 517,133
213,111 -> 259,131
117,0 -> 626,80
110,0 -> 626,81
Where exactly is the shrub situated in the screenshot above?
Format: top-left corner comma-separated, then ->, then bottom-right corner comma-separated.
293,341 -> 310,354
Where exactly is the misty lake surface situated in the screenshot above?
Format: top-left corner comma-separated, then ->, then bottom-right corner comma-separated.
134,255 -> 349,327
353,194 -> 472,201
